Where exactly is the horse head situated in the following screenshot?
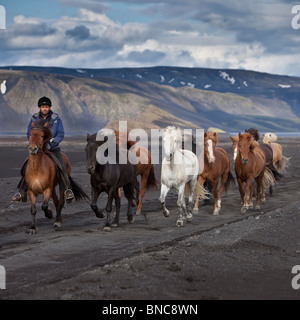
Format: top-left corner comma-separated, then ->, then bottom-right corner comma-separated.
238,132 -> 254,165
245,128 -> 260,141
163,126 -> 182,161
28,120 -> 52,155
85,133 -> 98,174
204,131 -> 218,163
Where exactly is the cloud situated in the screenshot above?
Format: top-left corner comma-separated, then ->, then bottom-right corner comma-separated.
0,0 -> 299,76
66,25 -> 92,40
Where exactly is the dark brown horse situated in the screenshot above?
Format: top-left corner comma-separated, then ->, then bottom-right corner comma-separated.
193,131 -> 235,215
234,133 -> 268,213
85,131 -> 136,231
26,121 -> 88,234
88,130 -> 157,216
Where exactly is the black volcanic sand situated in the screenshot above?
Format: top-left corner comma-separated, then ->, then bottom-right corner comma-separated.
0,135 -> 300,300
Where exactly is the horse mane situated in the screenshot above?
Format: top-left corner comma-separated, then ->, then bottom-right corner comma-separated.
245,128 -> 260,141
205,131 -> 218,145
165,126 -> 182,140
240,132 -> 259,150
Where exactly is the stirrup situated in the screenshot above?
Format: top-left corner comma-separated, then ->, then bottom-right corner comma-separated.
11,191 -> 27,203
65,189 -> 75,203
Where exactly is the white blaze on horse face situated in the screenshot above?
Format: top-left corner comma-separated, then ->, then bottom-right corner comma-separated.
207,139 -> 215,163
233,146 -> 238,161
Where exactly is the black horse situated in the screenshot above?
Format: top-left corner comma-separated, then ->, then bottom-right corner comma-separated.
85,132 -> 137,231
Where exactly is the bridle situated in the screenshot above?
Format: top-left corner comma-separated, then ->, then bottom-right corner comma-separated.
28,128 -> 46,154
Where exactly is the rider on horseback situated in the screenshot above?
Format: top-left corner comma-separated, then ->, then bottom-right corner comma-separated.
11,96 -> 75,203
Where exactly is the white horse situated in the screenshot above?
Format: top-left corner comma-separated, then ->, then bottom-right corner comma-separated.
159,126 -> 206,227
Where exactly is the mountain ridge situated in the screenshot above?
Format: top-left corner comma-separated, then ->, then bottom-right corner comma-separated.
0,66 -> 300,134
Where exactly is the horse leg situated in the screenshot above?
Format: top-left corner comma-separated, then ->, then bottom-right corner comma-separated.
42,188 -> 53,220
103,187 -> 115,231
90,187 -> 105,219
212,178 -> 220,216
123,184 -> 135,224
52,188 -> 64,230
249,183 -> 254,208
255,174 -> 264,211
136,173 -> 147,216
241,179 -> 252,213
159,183 -> 171,217
176,184 -> 186,227
27,190 -> 38,234
193,176 -> 205,213
111,189 -> 121,227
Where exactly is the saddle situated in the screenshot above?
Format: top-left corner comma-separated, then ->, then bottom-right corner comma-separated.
18,152 -> 66,189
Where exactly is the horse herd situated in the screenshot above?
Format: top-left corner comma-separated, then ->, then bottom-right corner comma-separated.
24,121 -> 289,233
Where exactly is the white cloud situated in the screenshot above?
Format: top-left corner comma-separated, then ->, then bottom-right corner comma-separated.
0,1 -> 300,76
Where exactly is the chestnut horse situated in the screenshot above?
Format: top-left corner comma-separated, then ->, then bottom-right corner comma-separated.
26,121 -> 88,234
234,133 -> 268,213
193,132 -> 235,215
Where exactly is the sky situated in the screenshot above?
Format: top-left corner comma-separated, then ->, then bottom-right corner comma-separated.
0,0 -> 300,76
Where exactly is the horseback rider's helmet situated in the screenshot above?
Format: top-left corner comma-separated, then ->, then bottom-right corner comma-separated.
38,96 -> 52,107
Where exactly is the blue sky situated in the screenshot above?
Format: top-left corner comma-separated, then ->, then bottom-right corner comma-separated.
1,0 -> 300,76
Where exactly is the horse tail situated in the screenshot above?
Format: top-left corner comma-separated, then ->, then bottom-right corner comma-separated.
224,170 -> 235,192
193,181 -> 210,201
281,155 -> 291,173
262,167 -> 278,190
267,163 -> 283,182
69,176 -> 90,201
146,165 -> 158,190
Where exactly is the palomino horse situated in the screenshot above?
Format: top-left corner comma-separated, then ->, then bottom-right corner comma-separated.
262,133 -> 285,172
193,132 -> 235,215
159,126 -> 207,227
87,131 -> 157,217
26,121 -> 88,234
85,131 -> 137,231
234,132 -> 275,213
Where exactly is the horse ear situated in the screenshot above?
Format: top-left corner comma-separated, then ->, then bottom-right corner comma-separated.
213,132 -> 217,137
262,134 -> 265,138
238,132 -> 242,138
230,136 -> 234,142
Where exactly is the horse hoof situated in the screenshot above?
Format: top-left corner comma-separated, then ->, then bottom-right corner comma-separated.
186,213 -> 193,222
54,222 -> 62,230
96,211 -> 105,219
176,220 -> 184,227
128,214 -> 134,224
192,208 -> 199,214
256,205 -> 261,211
111,223 -> 119,228
103,226 -> 112,232
241,207 -> 247,214
26,228 -> 36,235
213,209 -> 220,216
163,210 -> 171,217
